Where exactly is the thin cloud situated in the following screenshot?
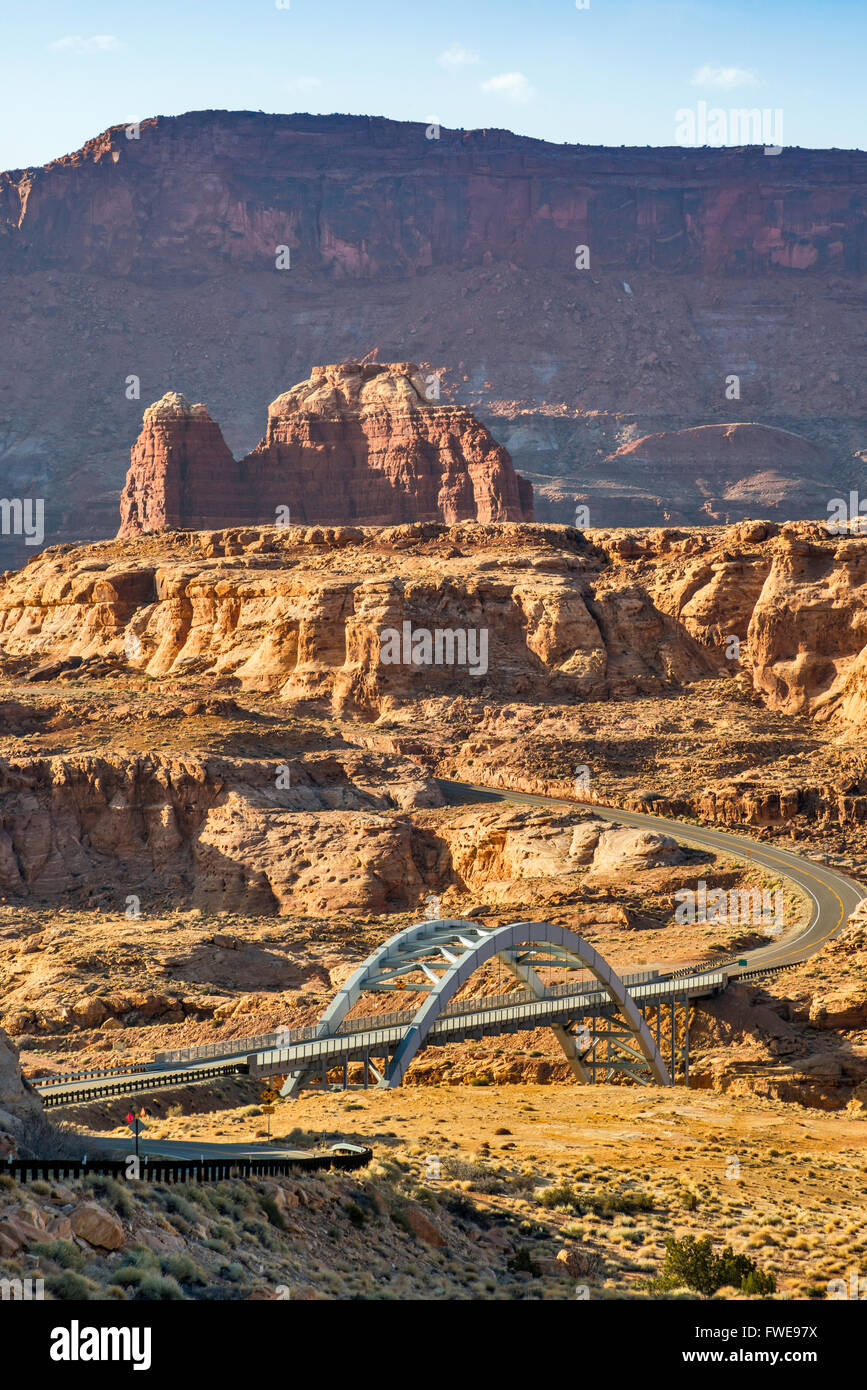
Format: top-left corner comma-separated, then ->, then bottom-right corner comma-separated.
690,64 -> 759,90
480,72 -> 535,104
285,76 -> 322,93
439,43 -> 480,73
49,35 -> 123,54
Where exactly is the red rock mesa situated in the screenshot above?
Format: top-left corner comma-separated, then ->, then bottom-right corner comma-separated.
118,363 -> 533,536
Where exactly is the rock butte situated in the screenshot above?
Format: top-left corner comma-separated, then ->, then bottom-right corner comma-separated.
118,363 -> 533,536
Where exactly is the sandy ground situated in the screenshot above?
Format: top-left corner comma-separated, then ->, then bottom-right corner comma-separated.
97,1079 -> 867,1299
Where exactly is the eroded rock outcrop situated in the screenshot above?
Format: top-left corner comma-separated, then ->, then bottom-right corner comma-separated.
601,424 -> 833,525
119,393 -> 240,537
2,111 -> 866,560
0,1028 -> 42,1156
6,519 -> 867,728
118,364 -> 533,536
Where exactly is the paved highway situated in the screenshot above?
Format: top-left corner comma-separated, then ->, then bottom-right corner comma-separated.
31,779 -> 865,1106
87,1136 -> 312,1161
437,780 -> 866,975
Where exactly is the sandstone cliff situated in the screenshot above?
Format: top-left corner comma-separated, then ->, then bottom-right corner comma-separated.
0,1028 -> 42,1156
5,516 -> 867,729
118,364 -> 533,536
0,111 -> 865,558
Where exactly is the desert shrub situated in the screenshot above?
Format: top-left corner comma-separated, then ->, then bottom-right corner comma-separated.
162,1191 -> 198,1224
46,1271 -> 97,1300
390,1206 -> 413,1235
31,1239 -> 84,1271
651,1235 -> 777,1297
211,1191 -> 245,1219
507,1172 -> 536,1193
343,1200 -> 367,1229
257,1194 -> 286,1230
14,1113 -> 88,1160
471,1176 -> 506,1195
160,1253 -> 207,1286
114,1266 -> 150,1288
537,1184 -> 653,1218
508,1247 -> 541,1276
443,1157 -> 492,1182
116,1246 -> 159,1273
86,1175 -> 134,1217
240,1216 -> 270,1242
129,1273 -> 185,1300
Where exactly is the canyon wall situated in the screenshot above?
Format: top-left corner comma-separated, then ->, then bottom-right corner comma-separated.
0,112 -> 864,558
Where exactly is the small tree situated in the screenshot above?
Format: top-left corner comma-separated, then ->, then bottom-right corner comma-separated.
652,1235 -> 777,1297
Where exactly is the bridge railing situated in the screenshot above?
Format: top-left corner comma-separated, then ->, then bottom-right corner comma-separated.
153,968 -> 662,1067
251,973 -> 728,1074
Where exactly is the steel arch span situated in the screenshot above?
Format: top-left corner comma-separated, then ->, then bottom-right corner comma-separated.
282,918 -> 671,1096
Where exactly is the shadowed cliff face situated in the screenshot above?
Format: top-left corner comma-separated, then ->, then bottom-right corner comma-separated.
0,111 -> 865,559
118,364 -> 533,536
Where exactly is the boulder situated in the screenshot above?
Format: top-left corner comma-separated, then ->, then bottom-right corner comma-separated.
70,1202 -> 124,1251
809,986 -> 867,1030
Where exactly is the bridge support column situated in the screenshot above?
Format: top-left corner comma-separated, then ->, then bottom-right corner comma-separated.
683,998 -> 690,1087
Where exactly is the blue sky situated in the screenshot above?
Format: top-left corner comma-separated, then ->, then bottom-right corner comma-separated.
2,0 -> 864,169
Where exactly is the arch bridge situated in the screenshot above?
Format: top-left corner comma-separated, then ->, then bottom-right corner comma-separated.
263,918 -> 696,1098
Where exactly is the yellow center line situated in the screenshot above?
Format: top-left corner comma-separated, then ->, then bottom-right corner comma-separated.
458,783 -> 861,967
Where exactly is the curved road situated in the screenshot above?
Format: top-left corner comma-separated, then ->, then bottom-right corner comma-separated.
437,780 -> 866,976
32,779 -> 865,1118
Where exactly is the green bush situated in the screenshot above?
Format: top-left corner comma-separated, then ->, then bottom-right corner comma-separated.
507,1247 -> 541,1276
130,1273 -> 185,1300
46,1271 -> 97,1300
160,1253 -> 207,1286
343,1200 -> 367,1229
86,1176 -> 134,1218
537,1184 -> 653,1218
257,1194 -> 286,1230
652,1235 -> 777,1297
162,1191 -> 198,1224
31,1239 -> 84,1271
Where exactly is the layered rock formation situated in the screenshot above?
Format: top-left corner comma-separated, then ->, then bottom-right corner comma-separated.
589,423 -> 835,526
5,113 -> 864,279
119,394 -> 241,536
0,522 -> 718,714
118,364 -> 532,536
0,1028 -> 42,1156
5,517 -> 867,730
0,111 -> 865,558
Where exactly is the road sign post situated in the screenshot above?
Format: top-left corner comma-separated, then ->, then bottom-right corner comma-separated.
125,1106 -> 148,1158
260,1081 -> 281,1141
